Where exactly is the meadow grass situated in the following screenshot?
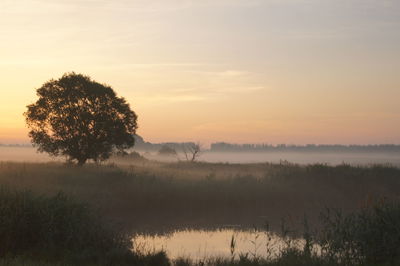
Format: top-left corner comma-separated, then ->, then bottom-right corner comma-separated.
0,161 -> 400,265
0,160 -> 399,233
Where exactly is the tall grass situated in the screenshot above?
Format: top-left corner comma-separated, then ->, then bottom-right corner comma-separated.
0,187 -> 122,254
173,201 -> 400,266
0,161 -> 399,233
0,161 -> 399,265
0,187 -> 169,265
319,200 -> 400,265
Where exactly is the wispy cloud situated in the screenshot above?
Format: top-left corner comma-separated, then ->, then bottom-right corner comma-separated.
136,94 -> 206,104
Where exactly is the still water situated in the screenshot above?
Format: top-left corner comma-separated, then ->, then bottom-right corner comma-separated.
133,229 -> 304,260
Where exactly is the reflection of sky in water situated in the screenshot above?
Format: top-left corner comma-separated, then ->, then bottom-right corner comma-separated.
133,229 -> 303,260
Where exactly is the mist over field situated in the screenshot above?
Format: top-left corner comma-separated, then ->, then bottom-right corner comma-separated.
2,146 -> 400,166
1,0 -> 400,264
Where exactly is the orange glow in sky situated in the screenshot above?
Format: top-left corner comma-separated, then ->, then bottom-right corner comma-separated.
0,0 -> 399,144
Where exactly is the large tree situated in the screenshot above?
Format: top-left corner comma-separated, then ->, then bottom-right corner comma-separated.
25,72 -> 138,165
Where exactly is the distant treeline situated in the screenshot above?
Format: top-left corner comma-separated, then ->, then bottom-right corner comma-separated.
2,137 -> 400,153
210,142 -> 400,152
133,136 -> 400,153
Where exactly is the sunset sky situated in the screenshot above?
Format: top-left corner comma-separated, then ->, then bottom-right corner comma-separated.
0,0 -> 399,145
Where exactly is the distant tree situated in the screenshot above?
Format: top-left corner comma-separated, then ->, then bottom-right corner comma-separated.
182,142 -> 202,162
114,150 -> 147,161
24,72 -> 138,165
158,145 -> 177,156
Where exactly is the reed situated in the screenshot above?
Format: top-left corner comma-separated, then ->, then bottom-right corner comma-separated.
0,161 -> 399,233
0,186 -> 169,265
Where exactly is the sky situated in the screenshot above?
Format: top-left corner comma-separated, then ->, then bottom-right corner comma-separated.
0,0 -> 399,145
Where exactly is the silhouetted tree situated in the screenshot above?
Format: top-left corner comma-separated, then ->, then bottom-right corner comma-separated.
182,142 -> 202,162
24,72 -> 138,165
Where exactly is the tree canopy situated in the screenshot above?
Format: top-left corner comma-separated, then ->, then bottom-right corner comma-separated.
25,72 -> 138,165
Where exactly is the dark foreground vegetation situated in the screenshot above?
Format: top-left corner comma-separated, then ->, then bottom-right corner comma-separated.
1,188 -> 400,265
0,187 -> 169,266
1,160 -> 399,232
175,199 -> 400,265
0,161 -> 400,265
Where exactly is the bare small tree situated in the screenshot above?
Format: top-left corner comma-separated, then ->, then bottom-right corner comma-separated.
182,142 -> 202,162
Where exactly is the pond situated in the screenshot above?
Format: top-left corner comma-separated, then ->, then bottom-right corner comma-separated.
133,229 -> 305,261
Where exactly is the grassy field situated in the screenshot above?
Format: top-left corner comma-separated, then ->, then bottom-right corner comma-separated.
0,159 -> 399,233
0,159 -> 400,265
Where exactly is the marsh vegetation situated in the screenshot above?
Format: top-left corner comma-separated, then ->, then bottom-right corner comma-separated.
1,160 -> 399,233
0,158 -> 399,265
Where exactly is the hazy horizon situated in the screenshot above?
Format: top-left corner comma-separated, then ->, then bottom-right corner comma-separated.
1,0 -> 399,145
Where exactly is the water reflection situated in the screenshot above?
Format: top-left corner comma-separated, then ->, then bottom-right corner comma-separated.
133,229 -> 303,260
